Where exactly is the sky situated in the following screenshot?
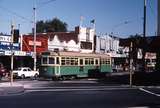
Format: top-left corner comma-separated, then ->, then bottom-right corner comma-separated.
0,0 -> 157,38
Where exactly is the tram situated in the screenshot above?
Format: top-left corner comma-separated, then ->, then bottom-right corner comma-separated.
39,51 -> 112,80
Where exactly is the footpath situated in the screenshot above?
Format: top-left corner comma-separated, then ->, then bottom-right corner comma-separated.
0,82 -> 24,96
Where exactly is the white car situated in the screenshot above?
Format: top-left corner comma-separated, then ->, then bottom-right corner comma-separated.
13,67 -> 39,78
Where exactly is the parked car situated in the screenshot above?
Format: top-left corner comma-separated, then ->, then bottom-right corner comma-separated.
0,66 -> 9,80
13,67 -> 39,79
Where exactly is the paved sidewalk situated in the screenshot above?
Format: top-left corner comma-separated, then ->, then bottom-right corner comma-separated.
0,82 -> 24,96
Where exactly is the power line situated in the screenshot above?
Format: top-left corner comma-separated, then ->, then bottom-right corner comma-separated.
37,0 -> 56,9
110,17 -> 143,35
0,5 -> 33,23
148,0 -> 156,17
0,0 -> 57,23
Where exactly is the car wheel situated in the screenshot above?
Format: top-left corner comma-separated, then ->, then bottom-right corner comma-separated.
34,73 -> 38,79
0,75 -> 2,80
21,74 -> 25,79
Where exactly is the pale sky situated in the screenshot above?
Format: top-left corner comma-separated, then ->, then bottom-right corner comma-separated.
0,0 -> 157,37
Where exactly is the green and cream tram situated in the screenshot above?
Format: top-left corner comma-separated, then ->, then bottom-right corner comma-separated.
40,51 -> 112,80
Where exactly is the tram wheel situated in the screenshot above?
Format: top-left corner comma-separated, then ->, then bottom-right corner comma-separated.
52,77 -> 59,81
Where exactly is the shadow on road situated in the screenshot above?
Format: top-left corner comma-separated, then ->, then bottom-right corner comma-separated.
97,71 -> 160,86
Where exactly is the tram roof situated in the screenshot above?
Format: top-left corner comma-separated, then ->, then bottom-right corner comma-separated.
42,51 -> 110,58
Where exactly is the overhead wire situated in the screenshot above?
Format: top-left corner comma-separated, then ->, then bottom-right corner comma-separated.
0,0 -> 57,23
148,0 -> 156,17
37,0 -> 56,9
148,0 -> 157,36
110,17 -> 143,35
0,5 -> 33,23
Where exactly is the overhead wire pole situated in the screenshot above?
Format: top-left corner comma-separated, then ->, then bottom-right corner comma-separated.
10,22 -> 14,86
129,41 -> 133,87
33,1 -> 37,71
32,0 -> 56,71
142,0 -> 147,73
156,0 -> 160,71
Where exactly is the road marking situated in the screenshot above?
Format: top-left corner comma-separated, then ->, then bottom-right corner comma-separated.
139,88 -> 160,97
24,85 -> 134,90
25,87 -> 136,93
128,106 -> 149,108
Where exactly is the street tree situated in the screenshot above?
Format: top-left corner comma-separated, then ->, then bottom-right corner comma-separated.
36,18 -> 68,33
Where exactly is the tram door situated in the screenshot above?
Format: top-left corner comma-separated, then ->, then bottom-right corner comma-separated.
79,58 -> 84,72
55,57 -> 60,76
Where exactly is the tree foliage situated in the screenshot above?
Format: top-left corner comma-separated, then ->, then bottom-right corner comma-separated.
36,18 -> 68,33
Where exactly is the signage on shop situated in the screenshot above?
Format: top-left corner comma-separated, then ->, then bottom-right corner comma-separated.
0,35 -> 11,42
0,42 -> 20,50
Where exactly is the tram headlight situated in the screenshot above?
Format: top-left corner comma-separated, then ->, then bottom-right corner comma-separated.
44,67 -> 47,72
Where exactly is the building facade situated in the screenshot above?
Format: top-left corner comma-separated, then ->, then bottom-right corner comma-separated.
48,26 -> 95,53
21,26 -> 95,54
95,34 -> 126,56
95,34 -> 128,71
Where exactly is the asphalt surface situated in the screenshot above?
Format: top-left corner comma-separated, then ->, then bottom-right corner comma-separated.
0,87 -> 160,108
0,78 -> 160,108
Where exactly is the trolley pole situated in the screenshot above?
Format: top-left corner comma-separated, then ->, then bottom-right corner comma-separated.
129,41 -> 133,87
33,3 -> 37,71
10,22 -> 14,86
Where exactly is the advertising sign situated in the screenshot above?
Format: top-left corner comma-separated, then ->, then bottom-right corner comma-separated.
0,35 -> 11,42
22,34 -> 48,53
0,42 -> 20,50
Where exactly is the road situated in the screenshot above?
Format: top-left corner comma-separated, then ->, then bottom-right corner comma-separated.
0,87 -> 160,108
0,79 -> 160,108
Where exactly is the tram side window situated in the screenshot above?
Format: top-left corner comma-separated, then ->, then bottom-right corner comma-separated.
56,57 -> 59,64
105,59 -> 110,64
85,58 -> 89,65
66,57 -> 70,65
61,57 -> 78,66
42,57 -> 48,64
101,58 -> 108,64
100,59 -> 104,64
75,58 -> 78,65
80,59 -> 83,65
71,58 -> 74,65
61,57 -> 65,65
49,57 -> 55,64
95,59 -> 99,65
91,58 -> 94,65
85,58 -> 94,65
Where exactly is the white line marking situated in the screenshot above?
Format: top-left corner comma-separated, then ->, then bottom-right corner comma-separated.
26,88 -> 106,92
128,106 -> 149,108
25,87 -> 136,93
24,85 -> 131,89
139,88 -> 160,97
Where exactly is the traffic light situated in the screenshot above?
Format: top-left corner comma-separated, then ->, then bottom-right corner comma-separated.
13,29 -> 19,43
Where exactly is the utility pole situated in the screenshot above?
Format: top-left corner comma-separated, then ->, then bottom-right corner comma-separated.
10,22 -> 14,86
33,3 -> 37,71
32,0 -> 56,71
155,0 -> 160,71
158,0 -> 160,36
129,41 -> 133,87
142,0 -> 147,72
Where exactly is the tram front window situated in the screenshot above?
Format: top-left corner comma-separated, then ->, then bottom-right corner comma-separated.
49,57 -> 55,64
42,57 -> 48,64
